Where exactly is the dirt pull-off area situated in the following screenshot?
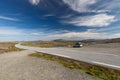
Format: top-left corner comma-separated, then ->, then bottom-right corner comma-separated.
0,42 -> 21,54
0,50 -> 100,80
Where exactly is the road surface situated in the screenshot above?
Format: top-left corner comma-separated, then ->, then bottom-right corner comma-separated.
15,43 -> 120,70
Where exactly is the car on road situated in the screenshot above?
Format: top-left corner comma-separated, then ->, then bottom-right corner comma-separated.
73,42 -> 83,48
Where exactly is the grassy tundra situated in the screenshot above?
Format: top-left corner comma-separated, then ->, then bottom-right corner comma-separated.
0,42 -> 21,54
22,41 -> 77,48
22,38 -> 120,48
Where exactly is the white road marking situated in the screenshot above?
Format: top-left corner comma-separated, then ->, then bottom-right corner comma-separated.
92,52 -> 119,57
92,61 -> 120,69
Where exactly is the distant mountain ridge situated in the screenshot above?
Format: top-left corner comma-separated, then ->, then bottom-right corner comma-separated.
106,38 -> 120,43
23,38 -> 120,43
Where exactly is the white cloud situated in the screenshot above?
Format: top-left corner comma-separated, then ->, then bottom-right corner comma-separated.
93,26 -> 120,32
43,14 -> 55,17
0,16 -> 19,21
63,14 -> 116,27
63,0 -> 114,13
101,0 -> 120,10
31,32 -> 40,35
31,32 -> 45,36
59,14 -> 74,19
112,33 -> 120,38
0,27 -> 23,35
47,30 -> 120,40
29,0 -> 40,5
63,0 -> 97,12
53,30 -> 70,34
49,32 -> 107,39
62,0 -> 118,27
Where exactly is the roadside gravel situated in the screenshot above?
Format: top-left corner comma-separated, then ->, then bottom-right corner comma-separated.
0,50 -> 100,80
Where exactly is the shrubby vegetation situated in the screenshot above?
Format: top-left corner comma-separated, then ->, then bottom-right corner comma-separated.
0,42 -> 22,54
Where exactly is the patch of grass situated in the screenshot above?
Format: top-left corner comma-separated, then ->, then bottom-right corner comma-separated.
29,52 -> 120,80
7,45 -> 22,52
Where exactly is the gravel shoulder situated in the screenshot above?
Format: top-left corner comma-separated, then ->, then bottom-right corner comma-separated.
0,50 -> 100,80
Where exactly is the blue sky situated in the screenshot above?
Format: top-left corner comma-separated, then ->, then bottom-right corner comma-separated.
0,0 -> 120,41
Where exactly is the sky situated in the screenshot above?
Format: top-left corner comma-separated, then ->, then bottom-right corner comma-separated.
0,0 -> 120,41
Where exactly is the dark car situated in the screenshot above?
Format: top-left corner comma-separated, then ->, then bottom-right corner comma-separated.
73,42 -> 83,48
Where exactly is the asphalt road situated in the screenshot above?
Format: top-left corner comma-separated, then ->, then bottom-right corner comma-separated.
15,43 -> 120,70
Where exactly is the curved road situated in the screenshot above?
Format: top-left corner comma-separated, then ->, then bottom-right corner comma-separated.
15,43 -> 120,70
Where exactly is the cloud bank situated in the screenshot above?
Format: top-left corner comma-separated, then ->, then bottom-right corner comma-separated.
63,0 -> 97,12
63,14 -> 116,27
0,16 -> 19,21
62,0 -> 117,27
47,31 -> 120,40
29,0 -> 40,5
